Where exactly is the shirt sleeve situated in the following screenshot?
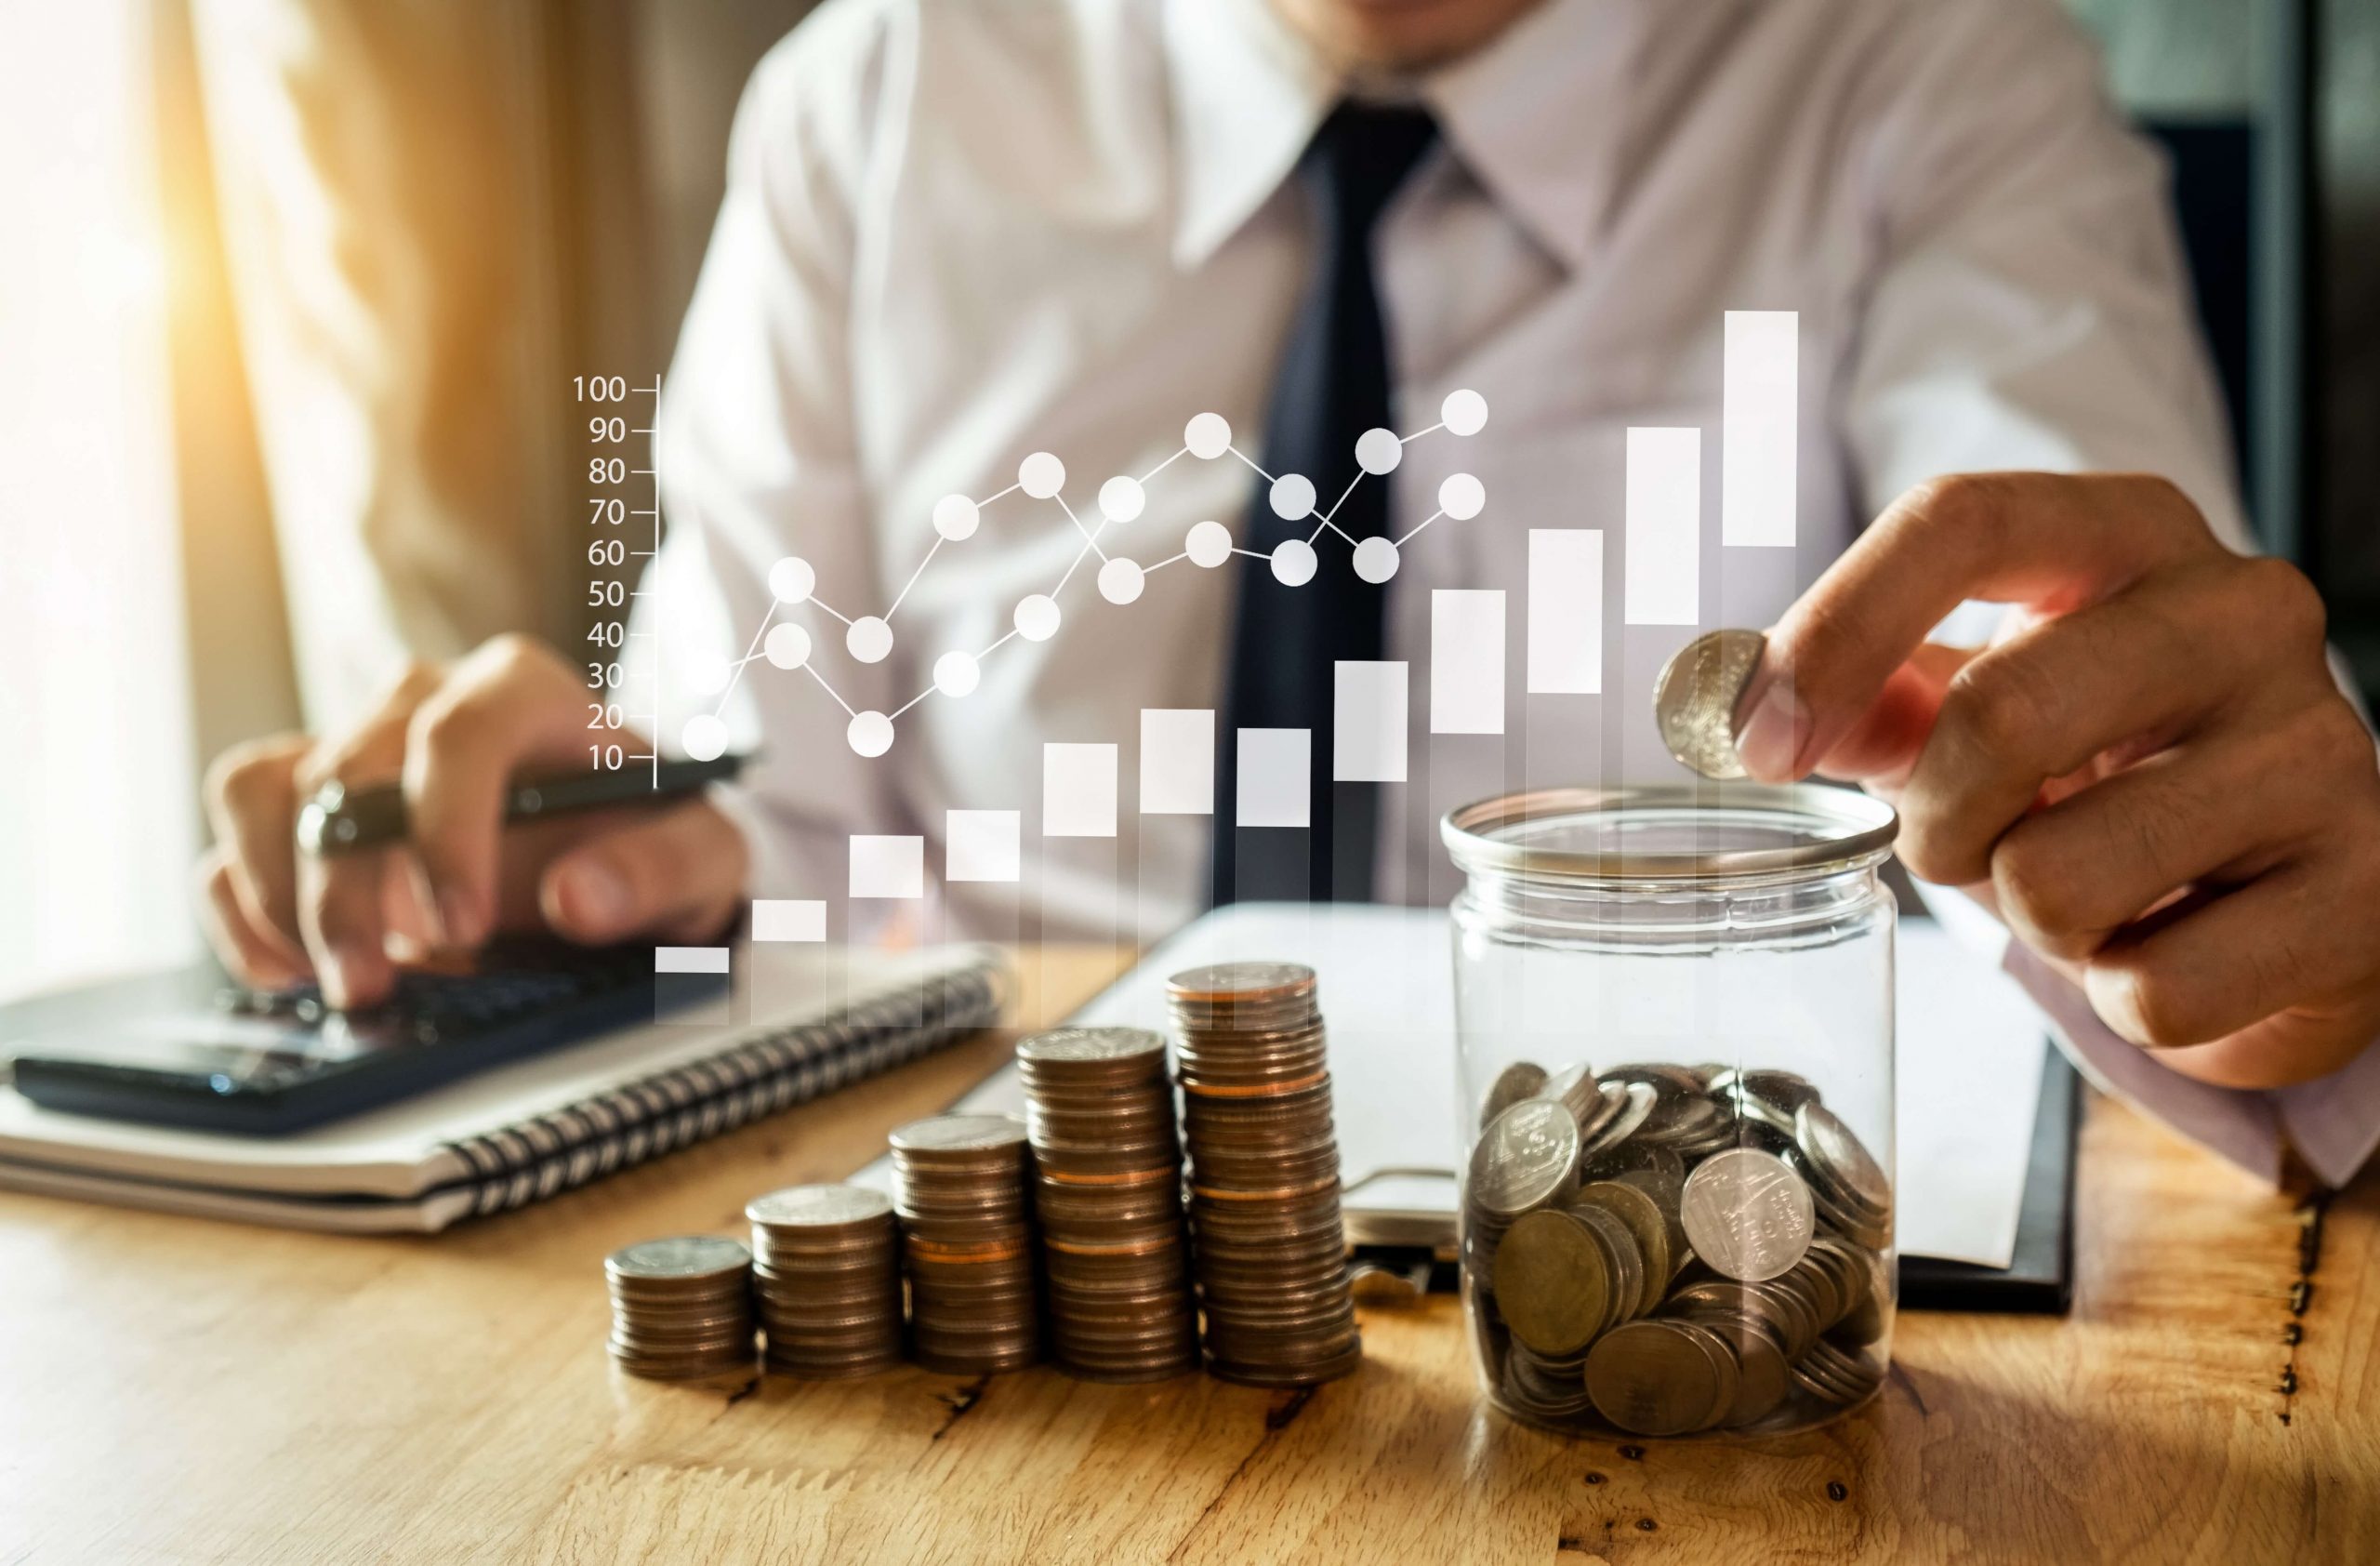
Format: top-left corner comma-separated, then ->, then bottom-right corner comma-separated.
1840,0 -> 2380,1185
628,12 -> 918,933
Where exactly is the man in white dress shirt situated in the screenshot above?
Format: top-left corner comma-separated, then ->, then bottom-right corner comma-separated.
196,0 -> 2380,1176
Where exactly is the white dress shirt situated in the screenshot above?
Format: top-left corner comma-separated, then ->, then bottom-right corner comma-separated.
635,0 -> 2380,1183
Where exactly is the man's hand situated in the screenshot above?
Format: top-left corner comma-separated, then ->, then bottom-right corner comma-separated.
196,635 -> 747,1008
1736,473 -> 2380,1089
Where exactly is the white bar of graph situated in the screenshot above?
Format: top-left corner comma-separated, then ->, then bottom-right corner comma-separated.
1236,728 -> 1310,828
945,810 -> 1021,883
1625,427 -> 1700,625
654,946 -> 730,974
1430,591 -> 1504,735
1043,743 -> 1118,837
1140,709 -> 1214,815
1527,530 -> 1604,695
1333,662 -> 1408,782
1723,311 -> 1797,547
850,835 -> 925,898
749,899 -> 826,942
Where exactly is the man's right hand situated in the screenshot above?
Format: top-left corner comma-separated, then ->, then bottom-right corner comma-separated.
196,635 -> 748,1008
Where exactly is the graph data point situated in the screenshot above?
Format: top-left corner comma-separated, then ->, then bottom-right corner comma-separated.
768,556 -> 815,604
932,494 -> 980,541
847,616 -> 894,663
933,650 -> 980,698
681,713 -> 730,763
764,622 -> 812,670
1185,520 -> 1233,568
1269,538 -> 1318,587
1269,473 -> 1316,521
1439,472 -> 1487,521
1442,389 -> 1488,436
1098,475 -> 1146,523
1019,452 -> 1066,499
1353,537 -> 1401,584
1014,594 -> 1062,642
847,710 -> 893,757
1184,413 -> 1231,459
1355,428 -> 1403,475
1097,557 -> 1144,604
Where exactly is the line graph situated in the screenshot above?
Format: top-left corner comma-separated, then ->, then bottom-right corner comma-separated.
672,391 -> 1490,764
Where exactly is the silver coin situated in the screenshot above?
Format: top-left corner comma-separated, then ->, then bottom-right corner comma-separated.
1652,629 -> 1767,780
1578,1082 -> 1657,1161
1678,1148 -> 1815,1282
746,1184 -> 894,1228
1469,1099 -> 1582,1219
1794,1102 -> 1892,1215
890,1113 -> 1030,1153
1017,1027 -> 1168,1065
606,1235 -> 752,1281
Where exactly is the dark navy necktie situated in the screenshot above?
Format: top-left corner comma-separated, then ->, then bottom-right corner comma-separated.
1213,102 -> 1439,907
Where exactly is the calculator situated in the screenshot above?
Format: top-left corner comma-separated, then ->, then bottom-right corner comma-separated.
5,941 -> 728,1135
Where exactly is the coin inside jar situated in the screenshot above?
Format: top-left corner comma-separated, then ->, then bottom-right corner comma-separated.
1652,628 -> 1767,779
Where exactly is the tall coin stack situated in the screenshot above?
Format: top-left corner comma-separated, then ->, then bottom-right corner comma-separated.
891,1114 -> 1041,1374
1168,962 -> 1362,1387
1017,1027 -> 1200,1382
747,1184 -> 905,1379
604,1235 -> 757,1381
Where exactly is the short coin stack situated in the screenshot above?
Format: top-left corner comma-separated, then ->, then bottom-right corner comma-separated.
891,1114 -> 1041,1374
1464,1061 -> 1891,1435
1168,962 -> 1361,1387
1017,1027 -> 1200,1382
747,1184 -> 905,1379
604,1235 -> 757,1381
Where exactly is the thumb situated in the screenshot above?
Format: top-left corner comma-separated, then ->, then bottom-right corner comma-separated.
1742,641 -> 1977,792
539,800 -> 750,946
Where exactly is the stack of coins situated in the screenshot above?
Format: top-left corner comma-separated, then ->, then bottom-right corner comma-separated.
1017,1027 -> 1200,1382
891,1114 -> 1040,1374
1463,1061 -> 1891,1435
747,1184 -> 905,1379
604,1235 -> 757,1381
1168,962 -> 1361,1387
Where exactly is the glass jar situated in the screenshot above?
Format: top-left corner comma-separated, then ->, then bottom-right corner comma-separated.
1443,784 -> 1897,1439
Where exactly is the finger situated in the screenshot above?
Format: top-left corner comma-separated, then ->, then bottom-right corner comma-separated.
1807,643 -> 1975,790
538,801 -> 749,947
201,735 -> 313,969
195,851 -> 306,989
403,637 -> 596,948
2082,859 -> 2377,1052
1895,556 -> 2304,883
1987,698 -> 2354,962
1738,473 -> 2219,782
293,666 -> 443,1006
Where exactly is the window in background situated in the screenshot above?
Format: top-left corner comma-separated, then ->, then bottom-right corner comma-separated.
1,2 -> 200,1000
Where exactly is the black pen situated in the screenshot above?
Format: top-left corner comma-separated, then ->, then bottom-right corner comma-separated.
296,753 -> 747,856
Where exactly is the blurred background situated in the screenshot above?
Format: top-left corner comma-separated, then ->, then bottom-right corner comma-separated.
4,0 -> 2374,1002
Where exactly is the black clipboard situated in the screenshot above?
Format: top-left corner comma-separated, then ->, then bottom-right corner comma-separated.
1897,1043 -> 2082,1314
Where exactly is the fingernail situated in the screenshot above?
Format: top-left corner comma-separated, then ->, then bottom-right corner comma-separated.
318,953 -> 352,1009
558,861 -> 630,934
1733,677 -> 1810,781
439,887 -> 483,949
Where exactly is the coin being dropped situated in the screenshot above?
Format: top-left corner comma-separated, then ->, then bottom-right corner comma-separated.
1653,628 -> 1767,780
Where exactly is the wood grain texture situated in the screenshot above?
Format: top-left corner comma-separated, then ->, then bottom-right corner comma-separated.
3,946 -> 2373,1565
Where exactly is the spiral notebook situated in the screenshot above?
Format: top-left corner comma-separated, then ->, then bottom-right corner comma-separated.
0,944 -> 1008,1232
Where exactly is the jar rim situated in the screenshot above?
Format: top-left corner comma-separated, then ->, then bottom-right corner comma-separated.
1440,783 -> 1898,883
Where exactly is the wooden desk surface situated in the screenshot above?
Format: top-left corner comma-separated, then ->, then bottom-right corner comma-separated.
4,947 -> 2374,1565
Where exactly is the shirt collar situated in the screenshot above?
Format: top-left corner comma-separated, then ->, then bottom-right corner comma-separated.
1164,0 -> 1648,274
1421,0 -> 1649,272
1164,0 -> 1338,270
